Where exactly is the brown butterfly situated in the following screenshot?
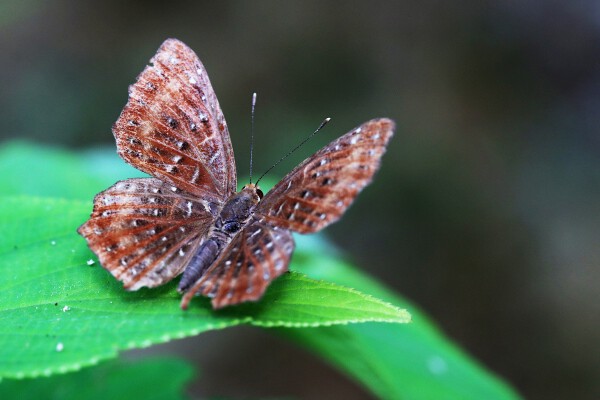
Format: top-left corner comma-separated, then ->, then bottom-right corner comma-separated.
78,39 -> 395,310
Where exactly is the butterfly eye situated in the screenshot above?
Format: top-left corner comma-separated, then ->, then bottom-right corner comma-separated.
256,188 -> 264,199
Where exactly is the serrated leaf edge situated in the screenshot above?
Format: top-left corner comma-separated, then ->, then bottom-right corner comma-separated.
247,272 -> 412,328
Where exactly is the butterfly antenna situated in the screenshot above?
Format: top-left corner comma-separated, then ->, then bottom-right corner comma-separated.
255,117 -> 331,186
249,92 -> 257,184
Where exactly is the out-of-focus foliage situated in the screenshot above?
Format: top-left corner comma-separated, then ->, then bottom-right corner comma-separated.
0,358 -> 194,400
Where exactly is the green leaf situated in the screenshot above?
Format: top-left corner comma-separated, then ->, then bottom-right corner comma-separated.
0,141 -> 145,201
283,235 -> 522,400
0,142 -> 520,399
0,357 -> 194,400
0,196 -> 409,379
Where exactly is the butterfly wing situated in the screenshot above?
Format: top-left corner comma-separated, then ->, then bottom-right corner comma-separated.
180,217 -> 294,309
114,38 -> 236,199
78,178 -> 219,290
256,118 -> 394,233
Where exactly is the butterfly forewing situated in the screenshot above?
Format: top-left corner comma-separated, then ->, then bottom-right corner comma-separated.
181,218 -> 295,309
78,178 -> 218,290
114,38 -> 236,199
256,118 -> 395,233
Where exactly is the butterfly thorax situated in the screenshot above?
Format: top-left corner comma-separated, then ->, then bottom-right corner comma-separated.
177,185 -> 261,292
214,185 -> 261,235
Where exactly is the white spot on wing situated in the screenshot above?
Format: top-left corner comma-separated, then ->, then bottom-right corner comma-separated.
191,167 -> 200,183
250,228 -> 262,238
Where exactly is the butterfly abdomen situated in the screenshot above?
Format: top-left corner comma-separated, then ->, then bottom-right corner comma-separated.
178,238 -> 219,292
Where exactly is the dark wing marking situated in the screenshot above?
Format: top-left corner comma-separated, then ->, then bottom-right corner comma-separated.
78,178 -> 218,290
113,38 -> 236,199
180,218 -> 295,309
256,118 -> 394,233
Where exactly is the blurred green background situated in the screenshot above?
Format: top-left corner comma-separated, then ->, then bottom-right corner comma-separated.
1,1 -> 598,399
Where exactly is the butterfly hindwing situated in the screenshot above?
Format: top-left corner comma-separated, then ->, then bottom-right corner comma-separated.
113,38 -> 237,199
181,217 -> 295,309
256,118 -> 395,233
78,178 -> 218,290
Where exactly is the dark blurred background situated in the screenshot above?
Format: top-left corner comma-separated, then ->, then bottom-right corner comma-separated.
1,1 -> 599,399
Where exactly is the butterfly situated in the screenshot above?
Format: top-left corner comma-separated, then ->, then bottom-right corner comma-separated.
78,38 -> 395,310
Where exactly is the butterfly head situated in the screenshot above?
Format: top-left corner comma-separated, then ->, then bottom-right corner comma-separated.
241,183 -> 263,202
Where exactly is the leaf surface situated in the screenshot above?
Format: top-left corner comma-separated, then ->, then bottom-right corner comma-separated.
0,196 -> 408,378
